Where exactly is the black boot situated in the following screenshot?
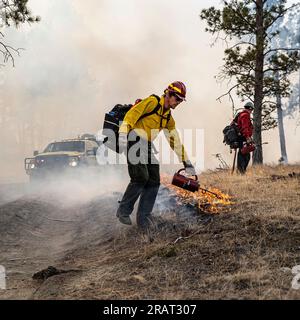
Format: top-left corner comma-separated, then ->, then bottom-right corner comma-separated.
116,181 -> 145,225
116,212 -> 132,225
136,184 -> 160,229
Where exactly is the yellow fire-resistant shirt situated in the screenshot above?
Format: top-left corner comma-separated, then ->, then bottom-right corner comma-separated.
119,95 -> 188,162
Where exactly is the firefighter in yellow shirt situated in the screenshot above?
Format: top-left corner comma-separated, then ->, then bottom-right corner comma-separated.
116,81 -> 196,228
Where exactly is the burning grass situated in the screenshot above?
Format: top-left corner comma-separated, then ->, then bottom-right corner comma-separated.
161,173 -> 234,214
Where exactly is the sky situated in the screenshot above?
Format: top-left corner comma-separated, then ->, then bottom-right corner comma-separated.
0,0 -> 299,182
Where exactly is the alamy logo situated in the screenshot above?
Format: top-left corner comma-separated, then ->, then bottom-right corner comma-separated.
291,265 -> 300,290
0,265 -> 6,290
96,128 -> 205,171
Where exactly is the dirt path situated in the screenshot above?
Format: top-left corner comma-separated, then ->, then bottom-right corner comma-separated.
0,183 -> 123,299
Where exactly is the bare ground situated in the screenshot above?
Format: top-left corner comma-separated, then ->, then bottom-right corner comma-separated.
1,164 -> 300,300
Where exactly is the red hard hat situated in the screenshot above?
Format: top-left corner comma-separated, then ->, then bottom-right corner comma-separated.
166,81 -> 186,100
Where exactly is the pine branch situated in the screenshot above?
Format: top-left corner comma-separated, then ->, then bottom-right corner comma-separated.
228,41 -> 256,50
265,3 -> 300,30
216,83 -> 240,102
0,40 -> 24,66
227,1 -> 256,32
265,47 -> 300,56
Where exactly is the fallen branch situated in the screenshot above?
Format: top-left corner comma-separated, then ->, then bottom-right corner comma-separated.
173,229 -> 203,244
32,266 -> 82,281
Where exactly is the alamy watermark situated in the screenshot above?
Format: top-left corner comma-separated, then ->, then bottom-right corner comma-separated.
0,265 -> 6,290
291,265 -> 300,290
96,128 -> 205,171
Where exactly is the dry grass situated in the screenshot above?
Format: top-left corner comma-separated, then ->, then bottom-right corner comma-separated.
33,164 -> 300,300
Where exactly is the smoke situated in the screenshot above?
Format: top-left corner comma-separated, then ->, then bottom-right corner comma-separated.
0,165 -> 128,206
0,0 -> 299,186
27,166 -> 128,206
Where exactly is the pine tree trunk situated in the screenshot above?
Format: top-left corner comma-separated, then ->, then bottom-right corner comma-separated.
299,68 -> 300,111
275,71 -> 288,164
253,0 -> 264,164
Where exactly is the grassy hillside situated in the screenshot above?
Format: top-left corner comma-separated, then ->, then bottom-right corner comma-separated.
31,164 -> 300,300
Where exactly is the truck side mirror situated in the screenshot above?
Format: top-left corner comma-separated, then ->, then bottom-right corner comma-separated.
33,151 -> 39,156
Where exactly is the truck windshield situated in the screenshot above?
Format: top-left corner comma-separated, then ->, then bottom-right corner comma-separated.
43,141 -> 85,153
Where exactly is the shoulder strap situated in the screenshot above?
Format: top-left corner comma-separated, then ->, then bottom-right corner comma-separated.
166,112 -> 171,123
138,94 -> 161,121
137,94 -> 171,126
233,112 -> 242,123
151,94 -> 172,124
151,94 -> 160,102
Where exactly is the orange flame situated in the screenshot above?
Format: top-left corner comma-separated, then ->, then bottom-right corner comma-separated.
161,173 -> 234,214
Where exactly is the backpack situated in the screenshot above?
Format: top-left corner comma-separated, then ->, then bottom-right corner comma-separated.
222,112 -> 242,149
103,95 -> 170,153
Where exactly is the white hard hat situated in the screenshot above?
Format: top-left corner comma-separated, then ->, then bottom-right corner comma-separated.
244,101 -> 254,110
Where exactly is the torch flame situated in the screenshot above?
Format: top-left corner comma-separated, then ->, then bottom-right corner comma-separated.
161,173 -> 234,214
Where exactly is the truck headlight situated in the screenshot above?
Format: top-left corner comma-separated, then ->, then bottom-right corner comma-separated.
36,158 -> 45,165
69,157 -> 79,167
30,163 -> 35,169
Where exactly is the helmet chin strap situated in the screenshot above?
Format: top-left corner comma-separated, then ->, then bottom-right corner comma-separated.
164,93 -> 171,110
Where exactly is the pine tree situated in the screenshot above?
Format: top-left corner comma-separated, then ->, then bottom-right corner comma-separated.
0,0 -> 40,66
201,0 -> 300,164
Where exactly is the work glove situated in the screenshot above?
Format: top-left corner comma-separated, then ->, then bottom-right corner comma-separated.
183,160 -> 196,176
246,137 -> 253,144
118,132 -> 128,154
